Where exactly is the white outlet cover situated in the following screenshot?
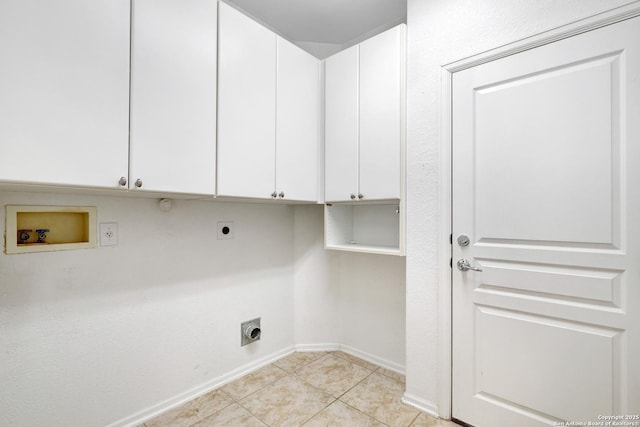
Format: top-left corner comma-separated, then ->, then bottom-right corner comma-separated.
99,222 -> 118,246
217,221 -> 234,240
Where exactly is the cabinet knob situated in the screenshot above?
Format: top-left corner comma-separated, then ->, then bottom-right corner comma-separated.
350,194 -> 356,200
118,176 -> 127,187
271,191 -> 278,198
135,179 -> 143,188
358,193 -> 364,200
278,192 -> 285,199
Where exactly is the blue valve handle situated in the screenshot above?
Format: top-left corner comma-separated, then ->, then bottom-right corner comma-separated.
35,229 -> 50,243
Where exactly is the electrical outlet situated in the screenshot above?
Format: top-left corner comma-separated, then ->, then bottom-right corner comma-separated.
99,222 -> 118,246
217,221 -> 234,240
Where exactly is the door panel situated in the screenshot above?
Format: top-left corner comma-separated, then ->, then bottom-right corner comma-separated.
474,55 -> 617,246
0,0 -> 130,188
453,17 -> 640,427
217,2 -> 276,199
476,306 -> 618,421
130,0 -> 217,195
325,45 -> 359,202
359,25 -> 404,200
276,37 -> 319,202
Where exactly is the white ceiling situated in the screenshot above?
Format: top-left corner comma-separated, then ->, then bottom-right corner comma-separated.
223,0 -> 406,57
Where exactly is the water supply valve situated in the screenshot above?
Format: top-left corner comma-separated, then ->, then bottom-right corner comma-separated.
36,229 -> 50,243
17,229 -> 32,244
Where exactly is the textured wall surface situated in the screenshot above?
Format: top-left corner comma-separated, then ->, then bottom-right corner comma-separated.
405,0 -> 633,415
293,205 -> 341,346
0,191 -> 295,426
293,205 -> 406,367
0,193 -> 407,427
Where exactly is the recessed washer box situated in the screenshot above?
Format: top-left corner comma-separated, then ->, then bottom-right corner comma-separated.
5,205 -> 97,254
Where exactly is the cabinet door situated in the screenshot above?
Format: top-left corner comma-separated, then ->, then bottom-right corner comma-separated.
359,25 -> 405,200
324,45 -> 359,202
276,37 -> 320,202
0,0 -> 129,188
129,0 -> 217,195
217,2 -> 276,199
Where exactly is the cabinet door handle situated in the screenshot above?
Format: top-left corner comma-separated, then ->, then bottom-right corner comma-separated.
350,193 -> 356,200
118,176 -> 127,187
135,179 -> 143,188
271,191 -> 277,198
278,192 -> 285,198
358,193 -> 364,200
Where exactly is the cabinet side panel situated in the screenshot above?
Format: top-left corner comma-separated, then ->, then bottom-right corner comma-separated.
324,46 -> 359,202
217,3 -> 276,199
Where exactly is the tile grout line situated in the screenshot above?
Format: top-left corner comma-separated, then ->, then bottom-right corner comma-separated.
226,369 -> 291,426
286,351 -> 405,426
157,352 -> 411,427
406,411 -> 422,427
336,399 -> 392,427
333,368 -> 394,427
233,371 -> 338,426
334,365 -> 378,400
298,396 -> 340,426
293,353 -> 389,425
224,354 -> 333,426
223,386 -> 269,426
224,364 -> 289,402
183,389 -> 238,427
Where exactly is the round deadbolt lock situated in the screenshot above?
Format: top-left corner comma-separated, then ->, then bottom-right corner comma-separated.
457,234 -> 470,247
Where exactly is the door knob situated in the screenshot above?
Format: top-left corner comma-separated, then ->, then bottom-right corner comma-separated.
457,234 -> 470,247
457,259 -> 482,272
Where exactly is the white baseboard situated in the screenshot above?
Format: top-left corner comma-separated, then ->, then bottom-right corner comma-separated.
401,392 -> 440,418
338,344 -> 405,375
107,346 -> 295,427
295,343 -> 406,375
109,344 -> 408,427
294,342 -> 340,352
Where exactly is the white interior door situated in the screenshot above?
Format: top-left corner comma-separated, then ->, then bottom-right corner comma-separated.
452,17 -> 640,427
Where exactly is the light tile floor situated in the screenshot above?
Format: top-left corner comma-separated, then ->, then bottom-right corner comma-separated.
140,351 -> 458,427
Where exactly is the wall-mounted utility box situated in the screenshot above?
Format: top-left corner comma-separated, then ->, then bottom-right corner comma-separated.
5,205 -> 97,254
324,202 -> 405,256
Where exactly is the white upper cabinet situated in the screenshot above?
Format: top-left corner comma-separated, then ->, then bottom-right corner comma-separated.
325,45 -> 359,202
129,0 -> 217,195
276,37 -> 320,202
217,2 -> 277,199
217,2 -> 320,201
324,24 -> 406,203
359,25 -> 404,200
0,0 -> 130,188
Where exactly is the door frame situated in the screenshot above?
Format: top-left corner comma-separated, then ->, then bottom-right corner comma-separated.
438,1 -> 640,420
